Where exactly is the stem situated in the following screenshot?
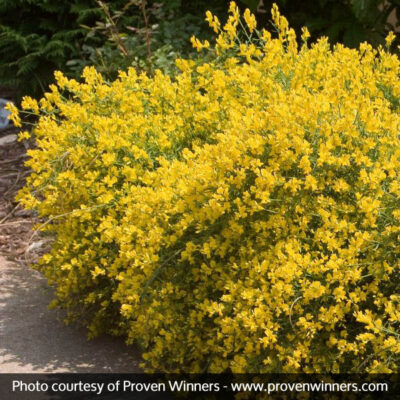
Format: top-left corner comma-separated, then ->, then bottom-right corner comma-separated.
139,1 -> 152,65
98,1 -> 129,57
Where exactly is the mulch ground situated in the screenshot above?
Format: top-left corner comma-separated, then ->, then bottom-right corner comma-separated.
0,95 -> 45,266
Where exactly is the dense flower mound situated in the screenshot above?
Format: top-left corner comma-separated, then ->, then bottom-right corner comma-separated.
10,3 -> 400,373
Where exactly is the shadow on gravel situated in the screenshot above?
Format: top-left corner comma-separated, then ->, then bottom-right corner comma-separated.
0,256 -> 142,373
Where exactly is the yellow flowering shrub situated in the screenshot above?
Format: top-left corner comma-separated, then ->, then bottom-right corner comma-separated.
12,3 -> 400,373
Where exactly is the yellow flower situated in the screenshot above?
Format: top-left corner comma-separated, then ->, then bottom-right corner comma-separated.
301,27 -> 310,41
385,31 -> 396,47
4,102 -> 21,127
244,9 -> 257,33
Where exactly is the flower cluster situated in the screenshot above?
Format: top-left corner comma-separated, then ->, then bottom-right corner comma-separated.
13,3 -> 400,373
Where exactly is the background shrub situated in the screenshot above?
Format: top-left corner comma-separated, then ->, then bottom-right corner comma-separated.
0,0 -> 228,98
2,0 -> 400,99
250,0 -> 400,48
0,0 -> 101,97
12,3 -> 400,373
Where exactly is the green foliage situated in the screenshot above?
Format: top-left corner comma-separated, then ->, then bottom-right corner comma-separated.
2,0 -> 400,99
240,0 -> 260,11
271,0 -> 399,48
0,0 -> 228,98
70,1 -> 228,80
0,0 -> 102,97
